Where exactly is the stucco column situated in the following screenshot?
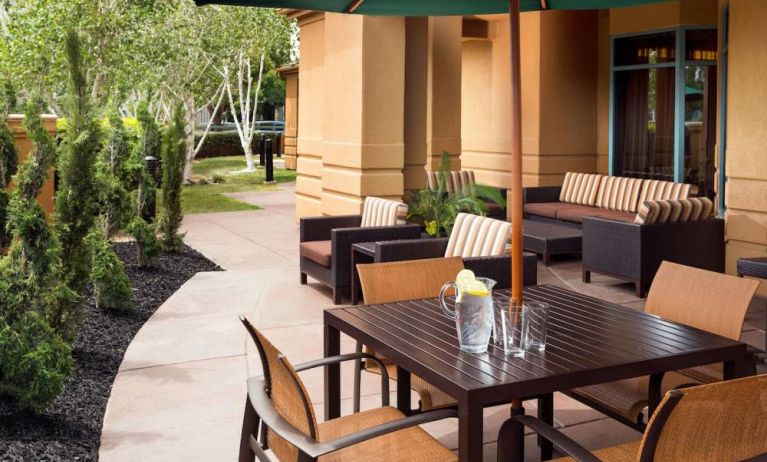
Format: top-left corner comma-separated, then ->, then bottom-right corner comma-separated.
403,17 -> 462,191
294,13 -> 326,220
320,13 -> 406,215
5,114 -> 57,213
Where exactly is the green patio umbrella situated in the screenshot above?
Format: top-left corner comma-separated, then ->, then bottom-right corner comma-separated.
193,0 -> 674,307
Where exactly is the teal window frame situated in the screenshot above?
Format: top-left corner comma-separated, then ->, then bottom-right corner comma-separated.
609,26 -> 718,187
718,7 -> 729,216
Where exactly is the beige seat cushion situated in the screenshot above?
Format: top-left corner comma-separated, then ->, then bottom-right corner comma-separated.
552,440 -> 640,462
299,240 -> 332,268
318,407 -> 456,462
555,204 -> 603,223
524,202 -> 569,219
590,209 -> 637,223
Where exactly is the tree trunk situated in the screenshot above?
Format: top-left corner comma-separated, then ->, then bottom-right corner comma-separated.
243,143 -> 256,171
183,95 -> 196,183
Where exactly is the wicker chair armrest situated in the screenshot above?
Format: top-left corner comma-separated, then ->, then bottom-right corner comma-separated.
523,186 -> 562,204
248,377 -> 457,459
500,415 -> 601,462
300,215 -> 362,242
463,253 -> 537,290
374,238 -> 449,263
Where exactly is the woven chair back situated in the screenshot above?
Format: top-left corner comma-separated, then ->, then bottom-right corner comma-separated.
357,257 -> 465,305
639,374 -> 767,461
241,317 -> 319,462
445,213 -> 511,258
645,261 -> 759,340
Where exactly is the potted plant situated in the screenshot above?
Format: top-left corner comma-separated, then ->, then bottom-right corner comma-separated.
407,152 -> 507,237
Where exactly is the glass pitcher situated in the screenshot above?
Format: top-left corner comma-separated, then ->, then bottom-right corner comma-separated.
439,277 -> 496,354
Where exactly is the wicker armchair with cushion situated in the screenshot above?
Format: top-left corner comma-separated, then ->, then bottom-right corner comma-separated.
426,170 -> 507,219
373,213 -> 538,290
238,317 -> 458,462
499,374 -> 767,462
565,261 -> 760,432
582,196 -> 723,297
299,197 -> 421,304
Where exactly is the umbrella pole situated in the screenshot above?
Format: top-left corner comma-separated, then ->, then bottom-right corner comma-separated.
509,0 -> 524,306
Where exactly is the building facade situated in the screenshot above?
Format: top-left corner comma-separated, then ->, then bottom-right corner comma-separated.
283,0 -> 766,274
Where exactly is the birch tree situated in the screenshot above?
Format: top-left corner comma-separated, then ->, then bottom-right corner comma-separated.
224,52 -> 265,172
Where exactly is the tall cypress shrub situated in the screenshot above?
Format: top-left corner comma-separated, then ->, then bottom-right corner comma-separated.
0,84 -> 19,251
53,32 -> 101,311
158,104 -> 185,251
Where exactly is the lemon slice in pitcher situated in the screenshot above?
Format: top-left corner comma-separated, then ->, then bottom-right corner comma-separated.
465,280 -> 489,297
455,269 -> 476,288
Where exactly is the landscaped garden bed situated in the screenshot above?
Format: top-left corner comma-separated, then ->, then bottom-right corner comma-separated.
0,242 -> 221,461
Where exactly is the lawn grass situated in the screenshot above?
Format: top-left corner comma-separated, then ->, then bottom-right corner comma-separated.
181,156 -> 297,214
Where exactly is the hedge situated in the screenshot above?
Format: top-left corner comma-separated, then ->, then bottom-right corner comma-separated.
194,130 -> 282,159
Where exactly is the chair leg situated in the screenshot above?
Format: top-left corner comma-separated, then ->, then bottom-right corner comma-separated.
239,395 -> 261,462
333,288 -> 343,305
353,341 -> 363,413
582,269 -> 590,283
538,394 -> 554,461
635,282 -> 645,298
300,272 -> 307,285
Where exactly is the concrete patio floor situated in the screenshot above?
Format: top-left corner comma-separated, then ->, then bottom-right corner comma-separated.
100,184 -> 766,462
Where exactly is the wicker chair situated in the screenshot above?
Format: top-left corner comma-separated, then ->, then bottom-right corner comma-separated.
374,213 -> 538,290
238,317 -> 458,462
299,197 -> 421,304
499,374 -> 767,462
352,257 -> 466,412
566,261 -> 760,431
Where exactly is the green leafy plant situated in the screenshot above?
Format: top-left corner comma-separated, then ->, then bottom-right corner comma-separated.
86,226 -> 133,311
0,311 -> 73,413
0,86 -> 20,251
126,217 -> 161,267
158,104 -> 186,251
407,152 -> 506,237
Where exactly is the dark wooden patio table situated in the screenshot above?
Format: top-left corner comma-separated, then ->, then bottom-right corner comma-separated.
323,284 -> 755,462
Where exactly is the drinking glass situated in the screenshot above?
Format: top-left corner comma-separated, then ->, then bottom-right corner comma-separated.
495,303 -> 528,357
524,301 -> 549,352
439,277 -> 496,354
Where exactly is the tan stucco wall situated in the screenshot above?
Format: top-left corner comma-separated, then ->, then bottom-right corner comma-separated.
461,11 -> 598,190
280,68 -> 298,170
5,114 -> 57,213
721,0 -> 767,276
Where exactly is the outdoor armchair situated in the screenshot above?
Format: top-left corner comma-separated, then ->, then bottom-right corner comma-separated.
299,196 -> 421,304
566,261 -> 760,431
238,316 -> 458,462
498,374 -> 767,462
373,213 -> 538,289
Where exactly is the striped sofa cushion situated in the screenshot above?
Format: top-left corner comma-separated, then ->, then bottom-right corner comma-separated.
426,170 -> 476,194
558,172 -> 603,206
634,197 -> 714,225
639,179 -> 692,203
360,197 -> 408,227
595,176 -> 644,212
444,213 -> 511,258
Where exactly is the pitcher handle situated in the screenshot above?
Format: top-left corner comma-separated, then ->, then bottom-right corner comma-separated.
439,282 -> 458,320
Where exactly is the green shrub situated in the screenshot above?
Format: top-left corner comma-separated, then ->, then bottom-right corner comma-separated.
0,312 -> 73,414
127,217 -> 161,267
86,227 -> 132,311
0,114 -> 18,188
0,190 -> 9,252
211,173 -> 226,184
159,105 -> 186,251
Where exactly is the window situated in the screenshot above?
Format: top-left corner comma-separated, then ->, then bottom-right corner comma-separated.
611,28 -> 718,199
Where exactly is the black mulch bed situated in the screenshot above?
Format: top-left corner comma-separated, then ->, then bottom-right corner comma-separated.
0,242 -> 221,462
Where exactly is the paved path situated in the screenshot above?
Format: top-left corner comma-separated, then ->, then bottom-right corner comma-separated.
100,185 -> 765,461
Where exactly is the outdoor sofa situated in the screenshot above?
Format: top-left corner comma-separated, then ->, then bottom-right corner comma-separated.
523,172 -> 723,296
299,197 -> 421,304
372,213 -> 538,290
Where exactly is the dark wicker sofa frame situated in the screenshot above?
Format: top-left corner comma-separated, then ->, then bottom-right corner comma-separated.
372,238 -> 538,289
582,216 -> 725,297
299,215 -> 422,304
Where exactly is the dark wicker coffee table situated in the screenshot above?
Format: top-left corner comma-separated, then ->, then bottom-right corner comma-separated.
737,257 -> 767,354
523,220 -> 582,266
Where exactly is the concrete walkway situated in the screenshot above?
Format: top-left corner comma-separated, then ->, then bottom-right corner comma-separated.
100,185 -> 765,461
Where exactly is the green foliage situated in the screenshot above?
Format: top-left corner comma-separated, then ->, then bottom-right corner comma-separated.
407,152 -> 506,237
95,110 -> 133,237
54,31 -> 101,309
1,81 -> 19,114
126,217 -> 161,268
0,190 -> 9,251
0,115 -> 19,188
0,312 -> 73,414
159,105 -> 186,251
86,226 -> 132,311
193,130 -> 261,159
